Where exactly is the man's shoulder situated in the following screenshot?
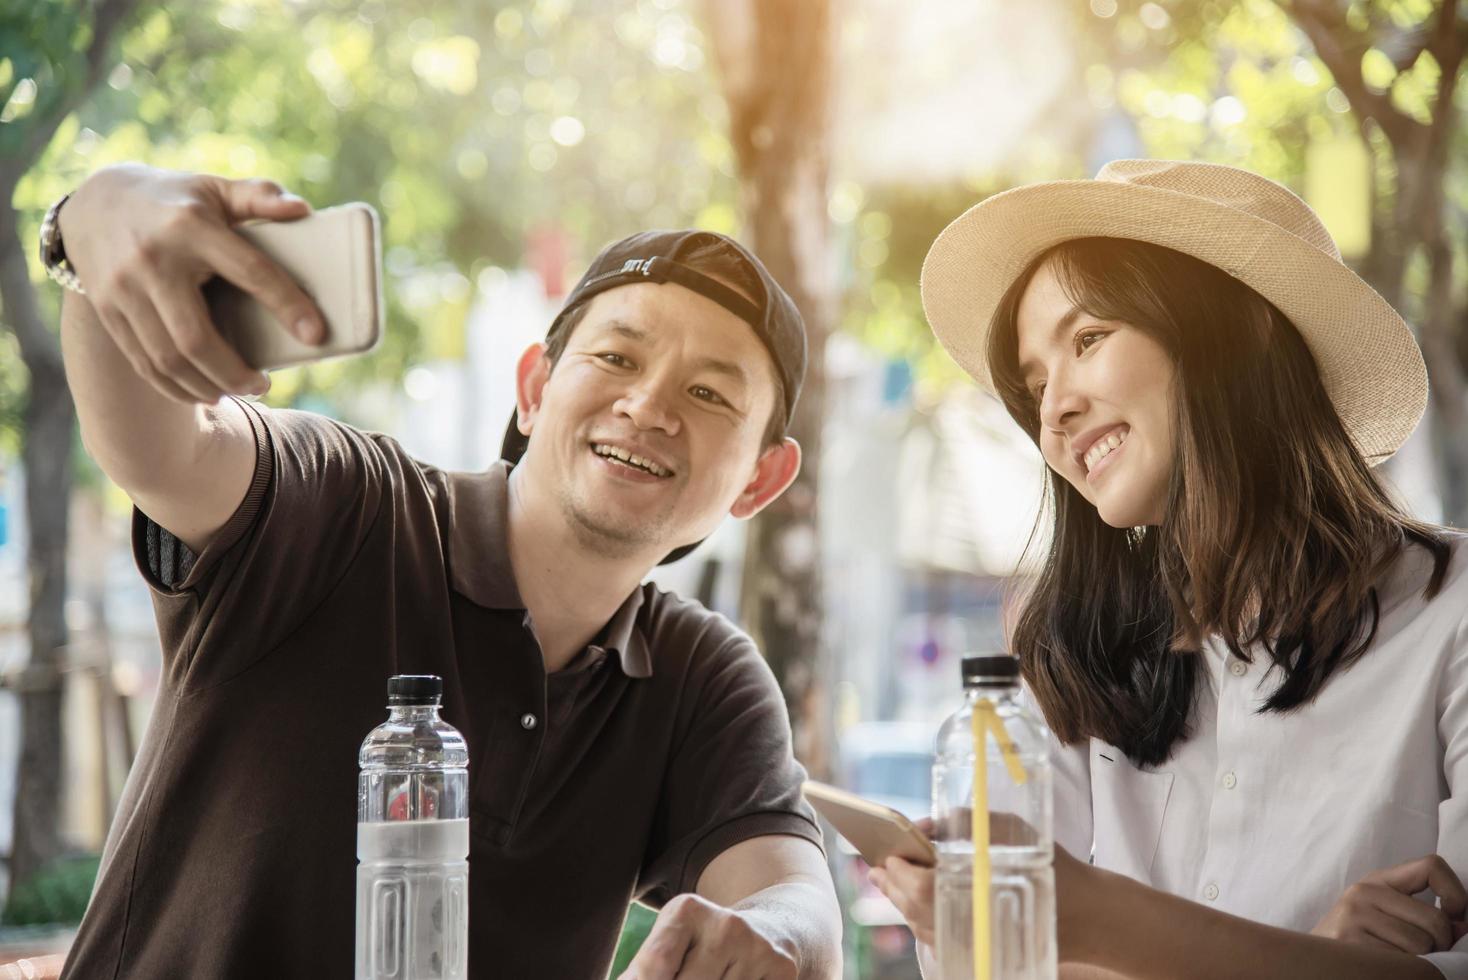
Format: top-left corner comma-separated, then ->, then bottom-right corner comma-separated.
635,582 -> 760,664
254,401 -> 449,497
631,582 -> 796,748
257,402 -> 411,463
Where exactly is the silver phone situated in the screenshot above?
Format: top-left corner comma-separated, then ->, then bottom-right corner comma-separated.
803,780 -> 937,868
204,202 -> 383,371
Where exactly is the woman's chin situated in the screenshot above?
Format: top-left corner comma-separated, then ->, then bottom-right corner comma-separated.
1094,496 -> 1160,529
1066,471 -> 1165,529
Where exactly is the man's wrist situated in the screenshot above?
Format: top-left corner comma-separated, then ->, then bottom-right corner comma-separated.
39,192 -> 85,294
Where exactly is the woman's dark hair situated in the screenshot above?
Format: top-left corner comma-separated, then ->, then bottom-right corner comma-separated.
987,237 -> 1449,767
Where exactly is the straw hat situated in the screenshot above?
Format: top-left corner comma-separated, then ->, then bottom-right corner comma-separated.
920,159 -> 1426,465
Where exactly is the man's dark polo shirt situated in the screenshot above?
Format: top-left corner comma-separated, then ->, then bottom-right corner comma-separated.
62,398 -> 822,979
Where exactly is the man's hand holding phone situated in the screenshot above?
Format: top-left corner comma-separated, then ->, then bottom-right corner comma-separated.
59,163 -> 326,404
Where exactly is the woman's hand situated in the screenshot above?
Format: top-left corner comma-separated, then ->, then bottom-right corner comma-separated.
867,816 -> 937,947
872,835 -> 1114,976
868,816 -> 1077,953
869,855 -> 936,947
1312,854 -> 1468,954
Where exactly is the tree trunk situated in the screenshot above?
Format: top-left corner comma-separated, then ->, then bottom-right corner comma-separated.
0,0 -> 140,900
0,205 -> 75,896
706,0 -> 836,773
1422,236 -> 1468,525
1288,0 -> 1468,522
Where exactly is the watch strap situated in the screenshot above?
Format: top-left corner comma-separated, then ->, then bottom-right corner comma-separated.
39,193 -> 85,294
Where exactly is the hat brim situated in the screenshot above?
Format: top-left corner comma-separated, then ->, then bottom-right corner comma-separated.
920,178 -> 1426,465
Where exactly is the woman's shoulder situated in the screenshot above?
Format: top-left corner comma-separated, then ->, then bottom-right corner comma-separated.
1377,528 -> 1468,637
1441,528 -> 1468,582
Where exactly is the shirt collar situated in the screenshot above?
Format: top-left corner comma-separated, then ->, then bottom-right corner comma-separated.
445,461 -> 653,678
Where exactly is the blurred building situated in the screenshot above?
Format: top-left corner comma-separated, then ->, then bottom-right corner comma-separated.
821,333 -> 1045,735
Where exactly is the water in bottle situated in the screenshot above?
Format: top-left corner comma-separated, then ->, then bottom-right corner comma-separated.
356,675 -> 469,980
932,655 -> 1055,980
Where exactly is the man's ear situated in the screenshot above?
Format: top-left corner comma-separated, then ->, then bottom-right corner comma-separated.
730,438 -> 802,520
515,343 -> 552,435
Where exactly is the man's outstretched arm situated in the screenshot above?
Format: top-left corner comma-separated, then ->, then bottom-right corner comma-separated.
56,164 -> 324,552
619,835 -> 842,980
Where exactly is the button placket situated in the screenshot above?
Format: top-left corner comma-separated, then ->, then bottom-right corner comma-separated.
470,613 -> 550,842
1193,638 -> 1244,915
1203,644 -> 1256,915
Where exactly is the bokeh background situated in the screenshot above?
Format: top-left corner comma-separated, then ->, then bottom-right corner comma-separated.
1,0 -> 1465,976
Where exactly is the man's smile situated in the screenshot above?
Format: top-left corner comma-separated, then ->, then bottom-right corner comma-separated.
590,440 -> 676,479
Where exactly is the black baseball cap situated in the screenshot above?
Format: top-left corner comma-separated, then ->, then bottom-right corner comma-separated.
499,229 -> 808,565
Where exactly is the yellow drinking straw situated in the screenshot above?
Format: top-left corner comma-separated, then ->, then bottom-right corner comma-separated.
971,701 -> 992,980
972,698 -> 1028,980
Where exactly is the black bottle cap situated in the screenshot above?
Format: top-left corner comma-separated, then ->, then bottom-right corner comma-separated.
387,674 -> 443,705
961,655 -> 1020,689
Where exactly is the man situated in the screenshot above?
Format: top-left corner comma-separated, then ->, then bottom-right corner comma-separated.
46,164 -> 841,978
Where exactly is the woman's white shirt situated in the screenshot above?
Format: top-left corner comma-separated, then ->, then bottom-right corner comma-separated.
1048,534 -> 1468,977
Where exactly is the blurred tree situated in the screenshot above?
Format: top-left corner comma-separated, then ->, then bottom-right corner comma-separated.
1284,0 -> 1467,521
1069,0 -> 1468,521
0,0 -> 143,904
3,0 -> 740,902
707,0 -> 835,771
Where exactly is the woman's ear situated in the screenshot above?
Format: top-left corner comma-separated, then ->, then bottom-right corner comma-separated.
515,343 -> 552,436
730,438 -> 802,519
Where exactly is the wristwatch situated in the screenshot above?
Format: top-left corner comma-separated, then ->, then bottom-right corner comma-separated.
39,193 -> 85,294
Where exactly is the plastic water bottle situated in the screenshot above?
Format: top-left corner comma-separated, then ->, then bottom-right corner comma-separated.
932,655 -> 1055,980
355,675 -> 469,979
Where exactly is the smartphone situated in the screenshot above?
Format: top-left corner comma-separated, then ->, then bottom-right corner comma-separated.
803,780 -> 937,868
204,202 -> 382,371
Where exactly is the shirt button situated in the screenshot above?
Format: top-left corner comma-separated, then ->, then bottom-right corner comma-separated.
1222,771 -> 1237,790
520,712 -> 538,731
1229,660 -> 1247,677
1204,883 -> 1219,901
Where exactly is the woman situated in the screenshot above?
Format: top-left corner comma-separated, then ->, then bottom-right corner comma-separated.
872,160 -> 1468,979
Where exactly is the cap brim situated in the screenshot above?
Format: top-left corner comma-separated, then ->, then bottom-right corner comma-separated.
920,179 -> 1426,464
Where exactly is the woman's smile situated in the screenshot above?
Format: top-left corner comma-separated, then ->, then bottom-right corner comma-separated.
1080,424 -> 1130,483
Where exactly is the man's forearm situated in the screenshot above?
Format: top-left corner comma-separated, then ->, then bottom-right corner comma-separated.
62,291 -> 254,552
61,290 -> 204,491
52,165 -> 304,552
733,880 -> 843,980
1073,867 -> 1440,980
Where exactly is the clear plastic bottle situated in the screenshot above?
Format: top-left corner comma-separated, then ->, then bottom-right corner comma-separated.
932,655 -> 1055,980
355,675 -> 469,980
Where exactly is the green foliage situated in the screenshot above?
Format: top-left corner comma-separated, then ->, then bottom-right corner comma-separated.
838,180 -> 1035,398
0,329 -> 22,457
0,853 -> 101,926
8,0 -> 736,431
841,0 -> 1466,389
1079,0 -> 1338,179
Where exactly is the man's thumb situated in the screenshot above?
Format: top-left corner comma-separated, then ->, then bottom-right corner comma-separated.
216,177 -> 311,224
